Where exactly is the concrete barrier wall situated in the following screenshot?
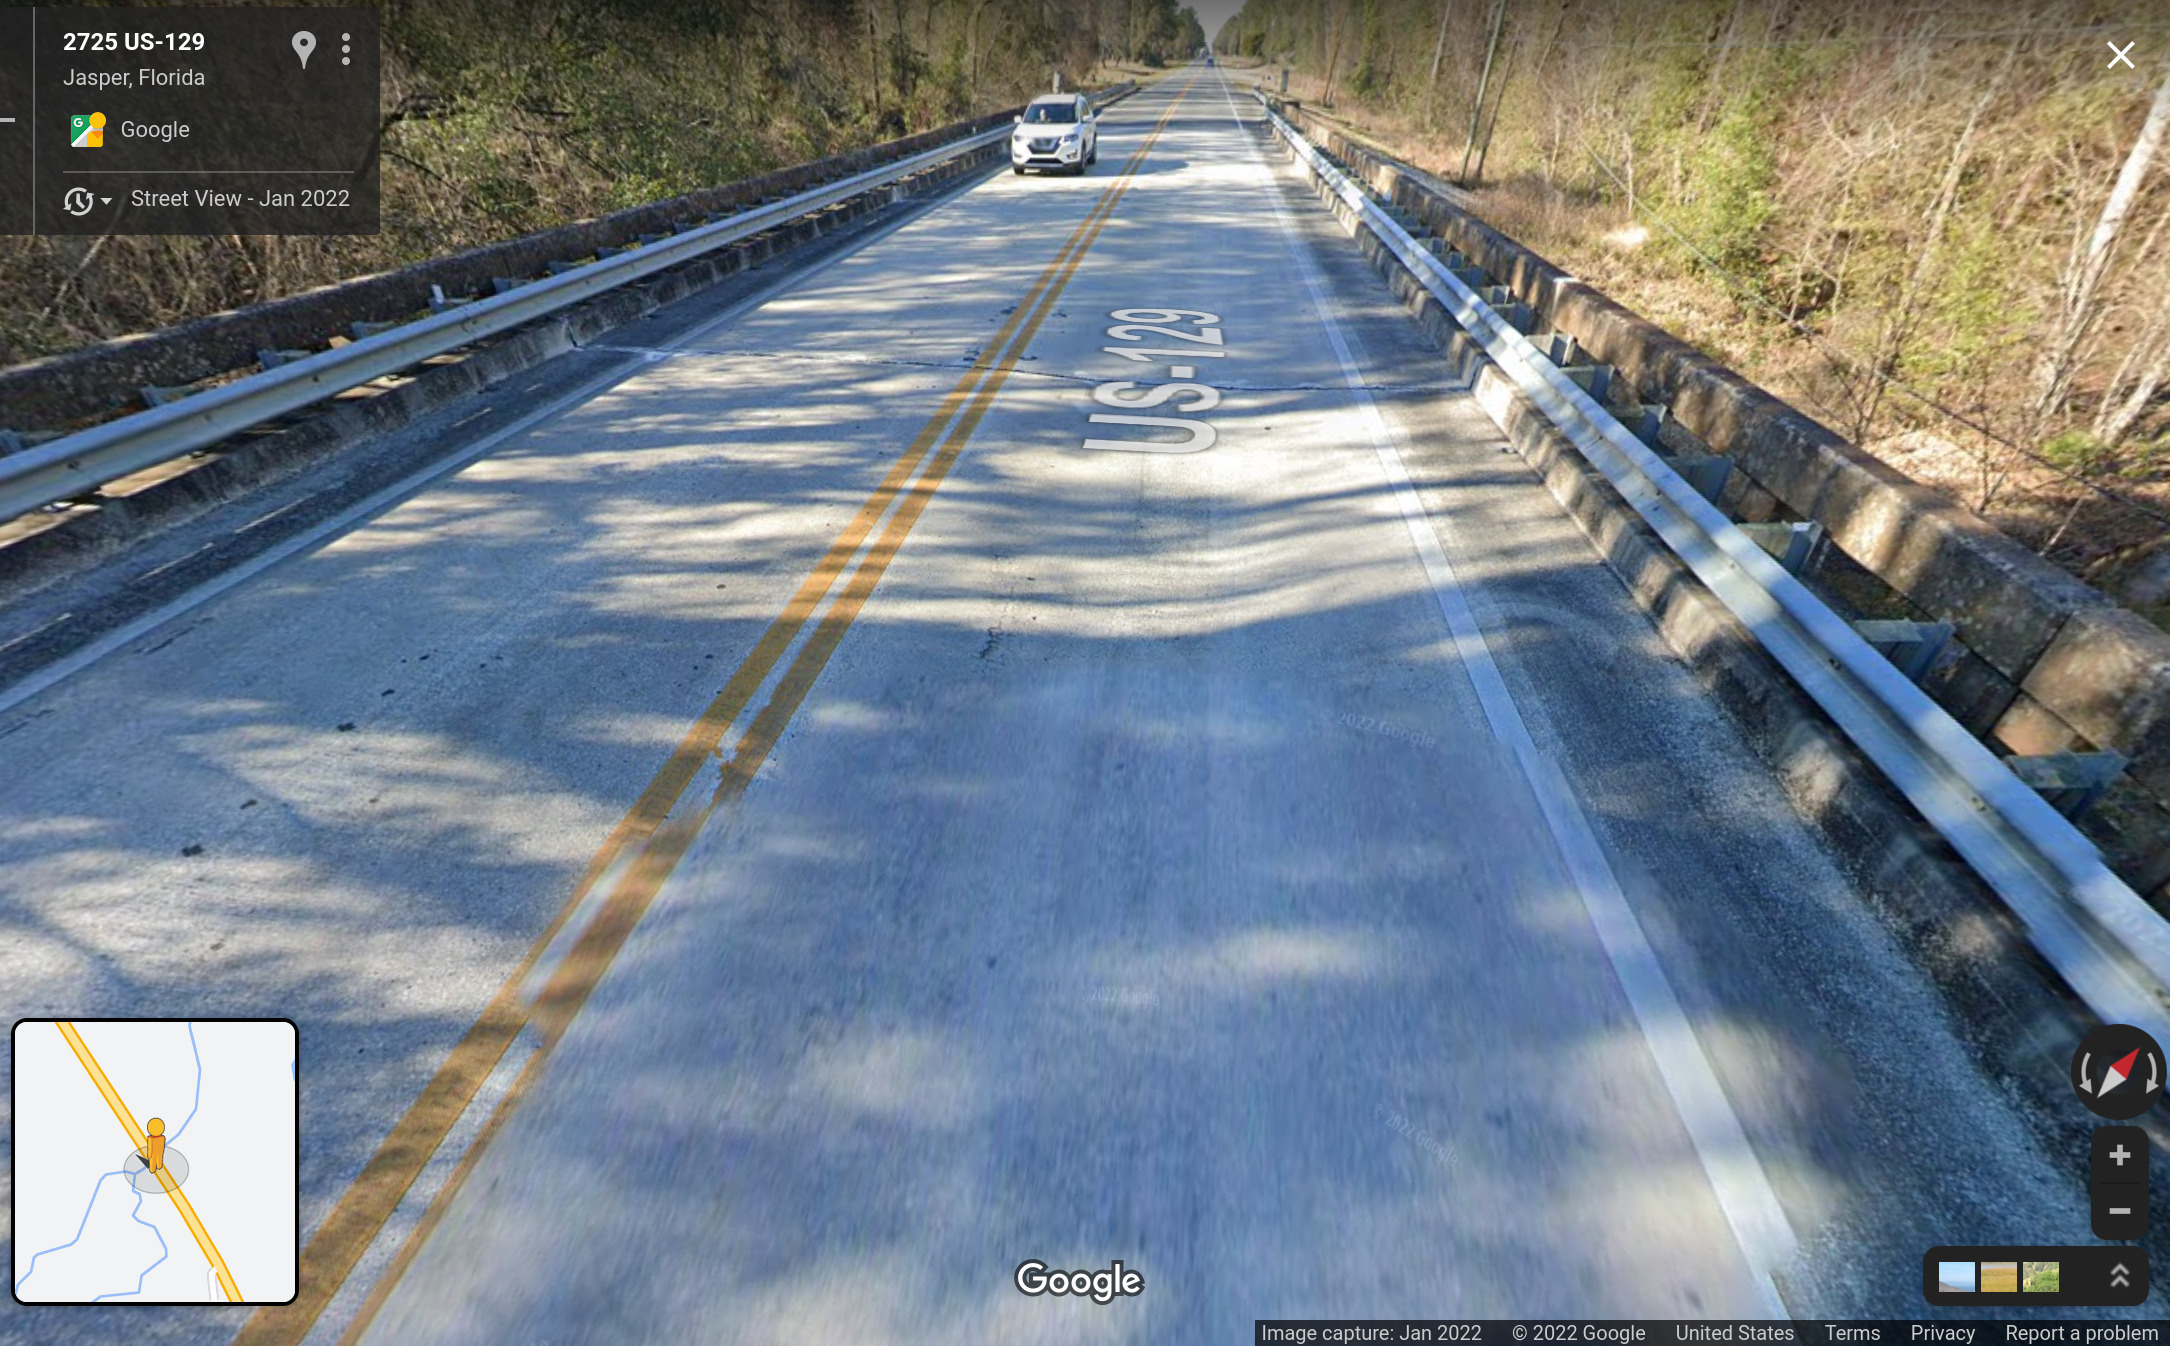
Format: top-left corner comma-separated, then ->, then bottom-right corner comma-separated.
1274,99 -> 2170,881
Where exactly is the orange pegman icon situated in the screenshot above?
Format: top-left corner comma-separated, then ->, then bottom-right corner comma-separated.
142,1117 -> 166,1172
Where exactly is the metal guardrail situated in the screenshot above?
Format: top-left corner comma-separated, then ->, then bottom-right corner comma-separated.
1260,95 -> 2170,1043
0,85 -> 1124,524
0,129 -> 1005,522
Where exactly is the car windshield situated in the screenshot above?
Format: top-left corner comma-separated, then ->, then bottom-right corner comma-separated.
1022,103 -> 1077,125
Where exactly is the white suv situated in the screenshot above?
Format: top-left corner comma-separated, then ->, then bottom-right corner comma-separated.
1011,94 -> 1098,176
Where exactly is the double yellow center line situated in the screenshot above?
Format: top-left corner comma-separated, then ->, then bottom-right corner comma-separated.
235,75 -> 1194,1346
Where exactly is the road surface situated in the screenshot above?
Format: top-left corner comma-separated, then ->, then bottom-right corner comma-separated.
0,66 -> 2132,1344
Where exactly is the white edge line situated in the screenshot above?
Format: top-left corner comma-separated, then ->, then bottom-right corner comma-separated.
294,1024 -> 544,1346
0,360 -> 627,723
516,850 -> 638,1007
1230,74 -> 1799,1317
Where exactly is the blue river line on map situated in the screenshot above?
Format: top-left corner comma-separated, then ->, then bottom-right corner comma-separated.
14,1022 -> 204,1300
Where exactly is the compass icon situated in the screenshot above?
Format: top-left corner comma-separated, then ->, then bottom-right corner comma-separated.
2071,1023 -> 2165,1120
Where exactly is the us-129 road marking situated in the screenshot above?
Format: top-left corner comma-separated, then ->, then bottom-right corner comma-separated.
228,72 -> 1201,1346
1084,306 -> 1225,453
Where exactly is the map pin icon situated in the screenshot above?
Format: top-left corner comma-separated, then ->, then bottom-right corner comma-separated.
292,31 -> 316,69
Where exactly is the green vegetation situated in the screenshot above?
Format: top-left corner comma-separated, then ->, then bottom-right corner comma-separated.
1666,95 -> 1777,278
0,0 -> 1205,368
2043,429 -> 2113,474
1220,0 -> 2170,588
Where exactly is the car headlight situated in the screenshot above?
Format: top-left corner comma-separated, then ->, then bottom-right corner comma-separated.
1060,132 -> 1078,143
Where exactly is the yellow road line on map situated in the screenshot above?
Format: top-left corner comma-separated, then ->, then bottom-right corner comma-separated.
56,1021 -> 243,1303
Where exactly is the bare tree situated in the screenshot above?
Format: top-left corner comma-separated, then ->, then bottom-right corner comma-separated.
967,0 -> 1000,97
1320,0 -> 1348,106
2031,54 -> 2170,437
1695,0 -> 1748,134
1426,0 -> 1452,96
1855,51 -> 2011,443
1459,0 -> 1507,182
2093,282 -> 2170,447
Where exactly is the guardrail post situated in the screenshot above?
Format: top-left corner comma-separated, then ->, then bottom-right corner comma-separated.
1625,404 -> 1669,446
1477,287 -> 1536,333
1666,453 -> 1732,505
427,284 -> 473,314
1851,618 -> 1955,683
1736,519 -> 1826,578
2136,841 -> 2170,902
1560,362 -> 1614,402
2005,751 -> 2129,821
0,430 -> 59,457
